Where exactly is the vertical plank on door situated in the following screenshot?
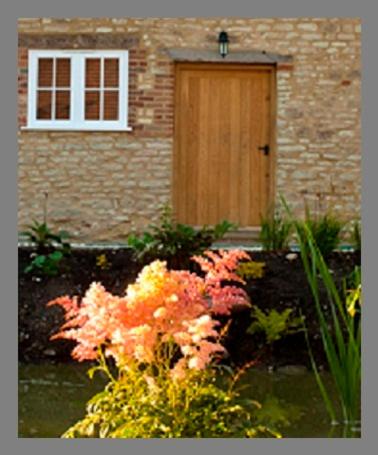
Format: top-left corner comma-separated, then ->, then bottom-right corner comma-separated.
197,76 -> 210,224
229,76 -> 241,223
240,77 -> 251,225
218,77 -> 231,222
185,76 -> 199,224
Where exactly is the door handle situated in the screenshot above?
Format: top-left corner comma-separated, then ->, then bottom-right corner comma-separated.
258,145 -> 270,156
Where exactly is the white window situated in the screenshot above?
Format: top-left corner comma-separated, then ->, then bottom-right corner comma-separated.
25,50 -> 131,131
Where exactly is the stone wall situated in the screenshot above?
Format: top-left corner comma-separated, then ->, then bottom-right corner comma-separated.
18,17 -> 361,241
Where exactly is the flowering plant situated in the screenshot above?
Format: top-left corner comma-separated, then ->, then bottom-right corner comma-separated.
48,250 -> 280,438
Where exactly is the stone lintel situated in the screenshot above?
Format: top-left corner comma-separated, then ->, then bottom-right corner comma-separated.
165,48 -> 293,64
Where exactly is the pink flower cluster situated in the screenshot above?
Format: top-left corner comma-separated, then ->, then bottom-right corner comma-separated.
48,250 -> 251,376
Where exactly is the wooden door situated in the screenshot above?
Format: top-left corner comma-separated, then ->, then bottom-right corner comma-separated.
173,63 -> 275,227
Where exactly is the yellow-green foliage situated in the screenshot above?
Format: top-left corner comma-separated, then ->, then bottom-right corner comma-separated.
247,307 -> 304,344
237,261 -> 266,280
62,361 -> 281,438
96,254 -> 110,270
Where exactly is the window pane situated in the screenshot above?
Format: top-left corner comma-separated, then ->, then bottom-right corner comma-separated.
104,91 -> 119,120
85,59 -> 101,88
55,91 -> 70,120
104,58 -> 119,88
85,91 -> 100,120
37,90 -> 52,119
56,58 -> 71,87
38,58 -> 53,87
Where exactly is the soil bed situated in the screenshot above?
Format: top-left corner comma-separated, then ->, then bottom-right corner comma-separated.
18,246 -> 360,369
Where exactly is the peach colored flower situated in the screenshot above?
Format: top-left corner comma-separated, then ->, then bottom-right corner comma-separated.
188,356 -> 207,370
48,250 -> 250,377
185,315 -> 219,340
181,345 -> 196,357
171,358 -> 187,381
153,307 -> 167,319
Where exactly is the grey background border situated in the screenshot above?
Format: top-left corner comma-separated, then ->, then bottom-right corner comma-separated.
1,0 -> 376,454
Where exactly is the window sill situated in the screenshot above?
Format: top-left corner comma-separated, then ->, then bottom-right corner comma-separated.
21,125 -> 133,132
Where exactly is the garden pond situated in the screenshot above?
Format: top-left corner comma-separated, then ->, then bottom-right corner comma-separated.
18,363 -> 361,438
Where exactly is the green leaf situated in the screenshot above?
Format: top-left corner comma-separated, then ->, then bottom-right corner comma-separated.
33,255 -> 47,266
24,264 -> 33,274
49,250 -> 63,261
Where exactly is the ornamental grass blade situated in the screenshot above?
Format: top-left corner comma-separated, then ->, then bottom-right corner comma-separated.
280,194 -> 361,425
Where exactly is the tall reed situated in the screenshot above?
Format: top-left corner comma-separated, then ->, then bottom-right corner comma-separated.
282,196 -> 361,426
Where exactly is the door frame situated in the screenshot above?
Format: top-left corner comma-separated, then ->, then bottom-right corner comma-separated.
172,62 -> 277,228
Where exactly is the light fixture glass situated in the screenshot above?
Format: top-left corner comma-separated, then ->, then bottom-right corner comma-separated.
218,31 -> 229,58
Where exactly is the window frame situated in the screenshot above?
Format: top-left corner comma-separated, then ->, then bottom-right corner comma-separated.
25,49 -> 131,131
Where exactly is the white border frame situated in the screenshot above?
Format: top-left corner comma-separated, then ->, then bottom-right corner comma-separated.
24,49 -> 131,131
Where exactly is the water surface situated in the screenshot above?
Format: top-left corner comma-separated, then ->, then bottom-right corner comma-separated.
18,363 -> 360,438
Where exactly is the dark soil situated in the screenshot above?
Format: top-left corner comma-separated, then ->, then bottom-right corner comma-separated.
18,246 -> 360,369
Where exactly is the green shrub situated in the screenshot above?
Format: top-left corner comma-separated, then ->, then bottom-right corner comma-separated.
22,224 -> 71,277
247,307 -> 304,344
21,220 -> 71,276
303,207 -> 344,258
259,209 -> 292,251
127,205 -> 235,268
20,219 -> 71,255
24,250 -> 64,277
21,193 -> 71,277
62,367 -> 280,439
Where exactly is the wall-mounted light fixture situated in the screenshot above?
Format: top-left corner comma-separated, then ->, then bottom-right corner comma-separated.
218,31 -> 229,58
